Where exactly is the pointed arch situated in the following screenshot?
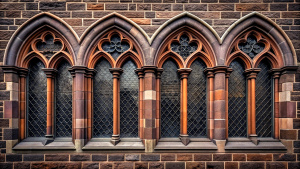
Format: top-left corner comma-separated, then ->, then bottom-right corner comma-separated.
79,13 -> 148,66
226,52 -> 252,70
186,52 -> 214,68
254,53 -> 279,69
48,52 -> 74,69
157,52 -> 184,69
88,52 -> 115,69
115,51 -> 143,68
222,12 -> 296,66
4,12 -> 79,66
21,52 -> 48,69
152,14 -> 219,66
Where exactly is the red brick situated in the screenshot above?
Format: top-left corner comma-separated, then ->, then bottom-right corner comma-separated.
194,154 -> 212,161
161,154 -> 175,161
225,162 -> 238,169
186,162 -> 205,169
87,3 -> 104,10
233,154 -> 246,161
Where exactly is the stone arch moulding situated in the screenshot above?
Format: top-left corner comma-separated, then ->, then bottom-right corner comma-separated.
222,12 -> 297,67
86,30 -> 143,69
4,12 -> 79,67
226,29 -> 282,69
79,13 -> 149,66
155,28 -> 216,68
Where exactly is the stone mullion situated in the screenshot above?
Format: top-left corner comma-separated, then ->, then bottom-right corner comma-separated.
18,69 -> 27,141
142,66 -> 157,152
205,69 -> 214,140
178,68 -> 191,146
272,70 -> 280,139
86,69 -> 95,142
156,69 -> 163,143
245,69 -> 260,145
69,66 -> 88,152
42,68 -> 57,144
109,68 -> 122,146
135,69 -> 144,140
225,68 -> 232,139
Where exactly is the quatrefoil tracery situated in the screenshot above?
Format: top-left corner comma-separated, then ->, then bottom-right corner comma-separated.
98,32 -> 132,61
31,32 -> 65,60
170,34 -> 199,60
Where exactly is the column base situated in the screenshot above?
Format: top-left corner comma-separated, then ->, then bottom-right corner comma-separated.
43,135 -> 54,145
249,134 -> 259,145
180,134 -> 190,146
111,135 -> 120,146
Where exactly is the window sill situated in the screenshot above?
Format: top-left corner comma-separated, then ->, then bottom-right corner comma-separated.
13,137 -> 76,151
82,138 -> 145,150
154,138 -> 218,151
225,138 -> 286,152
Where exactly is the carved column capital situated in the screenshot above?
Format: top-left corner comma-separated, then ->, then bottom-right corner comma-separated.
244,68 -> 261,79
135,68 -> 145,79
156,68 -> 163,79
178,68 -> 192,79
42,68 -> 57,78
109,68 -> 123,79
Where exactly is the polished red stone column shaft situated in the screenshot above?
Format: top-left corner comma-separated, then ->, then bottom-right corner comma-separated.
19,69 -> 27,141
272,70 -> 280,139
225,69 -> 232,139
205,68 -> 214,140
178,68 -> 191,145
109,68 -> 123,145
42,69 -> 57,140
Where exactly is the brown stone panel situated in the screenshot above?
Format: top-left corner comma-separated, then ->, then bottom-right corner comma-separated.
14,162 -> 31,169
125,154 -> 140,161
247,154 -> 272,161
141,154 -> 160,161
166,162 -> 185,169
236,4 -> 268,11
67,3 -> 86,10
213,154 -> 232,161
45,154 -> 70,161
31,162 -> 81,169
280,130 -> 297,140
288,162 -> 300,169
225,162 -> 238,169
135,162 -> 148,169
82,163 -> 99,169
294,119 -> 300,129
207,162 -> 224,169
6,154 -> 22,162
149,162 -> 164,169
63,19 -> 82,26
40,2 -> 66,11
23,154 -> 44,161
186,162 -> 205,169
177,154 -> 192,161
273,154 -> 296,161
114,162 -> 134,169
0,3 -> 24,10
70,155 -> 91,161
266,162 -> 287,169
161,154 -> 175,161
208,4 -> 234,11
87,3 -> 104,10
240,162 -> 264,169
100,163 -> 113,169
108,154 -> 124,161
233,154 -> 246,161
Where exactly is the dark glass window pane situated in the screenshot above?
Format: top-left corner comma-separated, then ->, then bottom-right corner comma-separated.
56,61 -> 72,137
93,59 -> 113,138
256,60 -> 272,137
188,59 -> 207,137
228,59 -> 247,137
27,59 -> 47,137
120,60 -> 139,138
161,59 -> 180,138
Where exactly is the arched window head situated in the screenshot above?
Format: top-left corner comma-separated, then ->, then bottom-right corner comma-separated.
161,59 -> 180,138
91,31 -> 140,64
19,30 -> 72,68
228,59 -> 247,137
55,60 -> 73,137
93,59 -> 113,138
27,58 -> 47,137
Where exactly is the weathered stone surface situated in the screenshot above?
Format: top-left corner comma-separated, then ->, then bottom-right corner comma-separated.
45,154 -> 69,161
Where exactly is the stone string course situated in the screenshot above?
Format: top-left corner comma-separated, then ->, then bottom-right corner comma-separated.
0,0 -> 299,168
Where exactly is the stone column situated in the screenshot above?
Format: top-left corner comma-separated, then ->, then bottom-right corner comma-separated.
109,68 -> 123,145
86,69 -> 95,142
142,66 -> 157,152
178,68 -> 192,146
205,68 -> 214,140
245,68 -> 260,145
156,68 -> 163,143
42,68 -> 57,145
225,68 -> 232,139
271,69 -> 280,139
69,66 -> 88,152
18,68 -> 27,141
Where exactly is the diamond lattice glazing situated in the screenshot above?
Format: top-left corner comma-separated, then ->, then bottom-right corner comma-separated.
256,60 -> 272,137
187,59 -> 207,137
228,59 -> 247,137
93,59 -> 113,138
27,59 -> 47,137
161,60 -> 181,138
120,60 -> 139,138
56,61 -> 73,137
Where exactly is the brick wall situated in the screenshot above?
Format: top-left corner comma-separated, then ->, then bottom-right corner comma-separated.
0,0 -> 300,168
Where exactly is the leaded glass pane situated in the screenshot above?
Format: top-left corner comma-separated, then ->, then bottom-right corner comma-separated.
120,60 -> 139,138
56,61 -> 72,137
161,59 -> 180,138
188,59 -> 207,137
27,59 -> 47,137
238,35 -> 265,59
171,34 -> 198,60
228,59 -> 247,137
93,59 -> 113,138
102,34 -> 130,60
256,60 -> 272,137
